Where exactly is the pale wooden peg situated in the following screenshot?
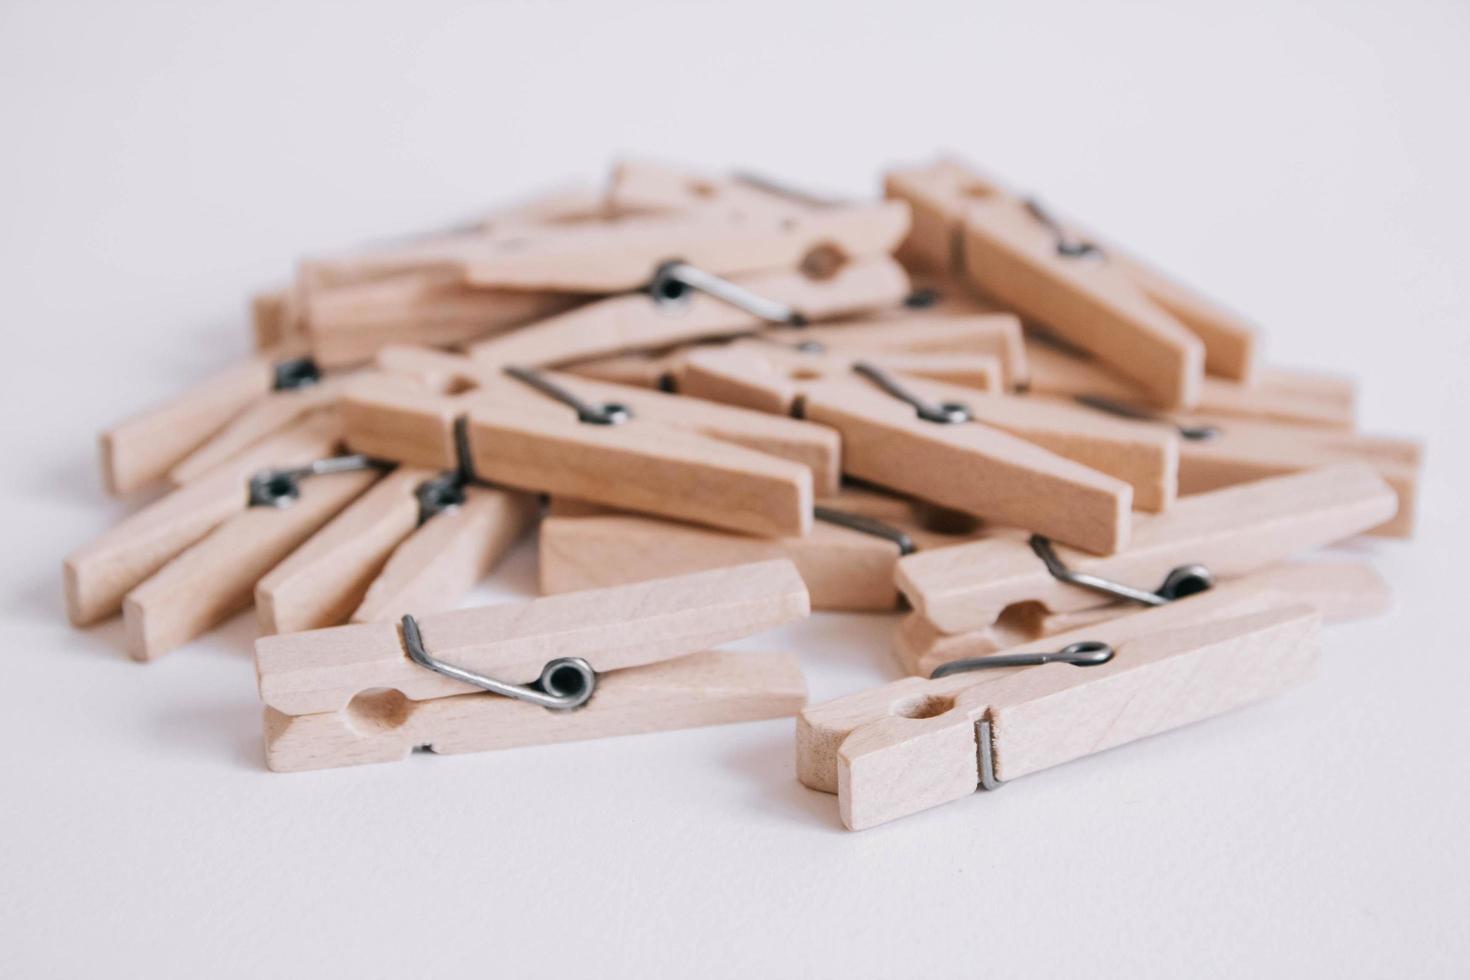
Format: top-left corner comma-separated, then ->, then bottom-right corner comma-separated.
563,349 -> 689,389
539,488 -> 992,611
350,484 -> 537,624
894,558 -> 1392,677
885,159 -> 1208,408
265,649 -> 807,773
251,288 -> 294,350
799,581 -> 1315,796
466,256 -> 911,368
256,559 -> 811,715
834,603 -> 1319,829
773,311 -> 1027,388
1024,339 -> 1357,428
124,464 -> 383,661
1175,416 -> 1423,538
606,160 -> 816,218
255,467 -> 438,635
167,372 -> 356,486
896,463 -> 1398,635
98,353 -> 277,495
798,377 -> 1134,554
64,412 -> 344,626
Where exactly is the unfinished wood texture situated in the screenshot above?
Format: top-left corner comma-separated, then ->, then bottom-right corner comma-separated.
1025,338 -> 1356,428
894,558 -> 1392,677
256,559 -> 810,715
834,604 -> 1319,829
800,582 -> 1316,796
896,462 -> 1398,634
301,271 -> 579,369
563,349 -> 689,389
251,288 -> 294,350
98,355 -> 275,495
123,466 -> 381,661
167,373 -> 355,486
466,257 -> 910,368
606,160 -> 813,217
539,488 -> 990,611
254,467 -> 434,635
454,200 -> 908,291
776,312 -> 1027,387
265,649 -> 806,772
344,350 -> 841,529
1176,418 -> 1423,538
64,413 -> 344,626
799,378 -> 1131,554
1110,256 -> 1259,382
351,485 -> 537,624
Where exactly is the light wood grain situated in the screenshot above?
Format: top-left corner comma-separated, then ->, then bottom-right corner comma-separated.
256,559 -> 810,715
123,466 -> 381,661
895,463 -> 1397,634
264,649 -> 807,772
351,485 -> 537,624
771,312 -> 1026,387
64,412 -> 344,626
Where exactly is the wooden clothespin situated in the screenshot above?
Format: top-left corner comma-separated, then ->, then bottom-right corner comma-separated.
97,345 -> 322,495
539,486 -> 992,611
256,561 -> 811,772
678,345 -> 1180,549
66,411 -> 344,627
892,463 -> 1396,674
255,467 -> 537,634
798,581 -> 1321,829
340,345 -> 840,536
886,159 -> 1263,407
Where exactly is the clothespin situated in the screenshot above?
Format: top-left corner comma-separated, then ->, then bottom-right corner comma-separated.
255,561 -> 812,772
255,467 -> 537,634
797,580 -> 1321,829
1023,335 -> 1356,428
539,486 -> 992,611
886,159 -> 1264,407
97,345 -> 322,495
340,345 -> 841,536
892,463 -> 1396,674
66,411 -> 344,627
678,345 -> 1180,548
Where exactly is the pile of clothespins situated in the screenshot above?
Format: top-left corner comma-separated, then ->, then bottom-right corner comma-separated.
63,159 -> 1422,829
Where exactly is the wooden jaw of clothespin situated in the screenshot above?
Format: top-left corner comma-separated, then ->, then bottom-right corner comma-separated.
539,486 -> 992,611
339,346 -> 840,537
256,560 -> 812,772
65,411 -> 345,627
97,345 -> 321,496
255,467 -> 537,634
895,462 -> 1396,643
797,581 -> 1321,830
886,159 -> 1262,406
1022,335 -> 1357,428
895,558 -> 1391,677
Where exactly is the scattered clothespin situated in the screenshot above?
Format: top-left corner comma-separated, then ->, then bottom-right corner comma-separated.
97,345 -> 321,495
255,561 -> 811,772
339,345 -> 841,535
886,159 -> 1263,406
798,581 -> 1320,829
66,411 -> 344,626
539,486 -> 991,611
892,463 -> 1395,674
255,467 -> 537,634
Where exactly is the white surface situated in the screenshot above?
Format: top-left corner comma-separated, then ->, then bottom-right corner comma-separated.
3,1 -> 1468,976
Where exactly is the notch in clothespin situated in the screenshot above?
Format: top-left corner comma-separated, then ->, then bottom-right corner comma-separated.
892,463 -> 1397,674
255,467 -> 538,634
797,581 -> 1321,829
255,560 -> 812,772
340,345 -> 840,536
886,159 -> 1262,407
97,345 -> 324,496
539,486 -> 992,611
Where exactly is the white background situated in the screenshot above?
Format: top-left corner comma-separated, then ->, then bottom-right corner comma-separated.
3,1 -> 1467,976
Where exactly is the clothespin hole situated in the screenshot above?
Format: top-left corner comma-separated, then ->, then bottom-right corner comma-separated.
799,243 -> 847,281
346,688 -> 412,735
789,367 -> 825,381
891,694 -> 956,720
441,375 -> 480,396
958,181 -> 1001,200
687,180 -> 719,199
